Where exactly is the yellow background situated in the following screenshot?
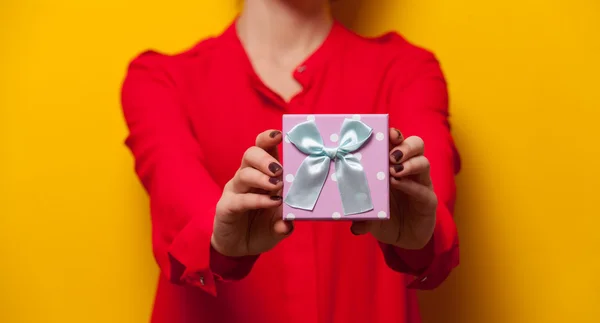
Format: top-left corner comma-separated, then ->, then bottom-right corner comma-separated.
1,0 -> 599,322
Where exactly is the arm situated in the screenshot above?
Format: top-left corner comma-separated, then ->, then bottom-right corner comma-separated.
121,51 -> 257,296
380,51 -> 461,289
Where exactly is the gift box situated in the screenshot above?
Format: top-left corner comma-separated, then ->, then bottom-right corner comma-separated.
282,114 -> 390,221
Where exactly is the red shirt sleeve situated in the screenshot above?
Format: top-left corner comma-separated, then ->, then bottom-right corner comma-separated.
379,48 -> 460,290
120,51 -> 257,296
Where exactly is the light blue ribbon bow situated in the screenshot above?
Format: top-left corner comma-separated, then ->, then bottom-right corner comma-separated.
284,118 -> 374,215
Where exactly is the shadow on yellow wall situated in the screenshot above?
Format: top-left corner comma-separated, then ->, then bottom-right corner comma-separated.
1,1 -> 599,323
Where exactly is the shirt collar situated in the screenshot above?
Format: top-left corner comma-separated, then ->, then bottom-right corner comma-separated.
221,18 -> 346,86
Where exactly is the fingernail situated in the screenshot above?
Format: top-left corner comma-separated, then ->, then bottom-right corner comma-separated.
394,164 -> 404,173
270,195 -> 282,201
269,177 -> 280,185
395,128 -> 403,139
269,162 -> 282,174
391,150 -> 404,162
269,130 -> 281,138
350,222 -> 360,235
285,224 -> 295,235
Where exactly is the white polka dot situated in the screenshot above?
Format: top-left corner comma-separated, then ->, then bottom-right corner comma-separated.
285,174 -> 295,183
354,152 -> 362,160
284,135 -> 291,143
330,133 -> 339,142
352,114 -> 361,121
286,213 -> 296,220
377,211 -> 387,219
331,172 -> 337,182
332,212 -> 341,220
375,132 -> 385,141
376,172 -> 386,180
307,115 -> 315,121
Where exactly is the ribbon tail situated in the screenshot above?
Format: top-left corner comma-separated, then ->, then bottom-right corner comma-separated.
335,155 -> 374,215
284,155 -> 331,211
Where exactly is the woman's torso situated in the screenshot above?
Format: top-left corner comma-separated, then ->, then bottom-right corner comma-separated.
149,21 -> 429,323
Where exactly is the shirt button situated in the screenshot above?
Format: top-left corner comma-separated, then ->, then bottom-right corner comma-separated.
199,276 -> 205,286
420,276 -> 428,283
297,65 -> 307,73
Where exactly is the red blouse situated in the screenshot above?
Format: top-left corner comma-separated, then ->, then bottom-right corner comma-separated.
121,20 -> 460,323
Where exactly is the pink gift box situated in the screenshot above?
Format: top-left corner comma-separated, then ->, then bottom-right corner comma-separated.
282,114 -> 390,221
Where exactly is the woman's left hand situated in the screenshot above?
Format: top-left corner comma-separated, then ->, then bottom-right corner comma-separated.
350,128 -> 437,250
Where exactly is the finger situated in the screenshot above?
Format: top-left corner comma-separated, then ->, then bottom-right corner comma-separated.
390,136 -> 424,164
256,129 -> 282,160
233,167 -> 283,193
225,192 -> 283,213
390,155 -> 431,184
390,177 -> 436,203
350,221 -> 372,236
272,218 -> 294,236
388,127 -> 404,148
241,146 -> 283,176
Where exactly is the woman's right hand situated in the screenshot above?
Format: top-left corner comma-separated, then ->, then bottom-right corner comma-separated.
211,130 -> 293,257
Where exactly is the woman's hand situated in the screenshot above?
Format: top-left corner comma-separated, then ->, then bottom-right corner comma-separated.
351,128 -> 437,250
211,130 -> 293,257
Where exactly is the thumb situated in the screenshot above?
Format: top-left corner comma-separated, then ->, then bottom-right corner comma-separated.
273,218 -> 294,237
350,221 -> 371,236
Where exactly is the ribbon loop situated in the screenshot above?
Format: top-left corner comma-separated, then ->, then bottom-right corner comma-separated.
284,118 -> 374,215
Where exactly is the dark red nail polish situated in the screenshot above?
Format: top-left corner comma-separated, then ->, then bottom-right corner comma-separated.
285,224 -> 295,235
269,130 -> 281,138
394,164 -> 404,173
270,195 -> 282,201
269,162 -> 282,174
269,177 -> 280,185
391,150 -> 404,162
395,128 -> 403,139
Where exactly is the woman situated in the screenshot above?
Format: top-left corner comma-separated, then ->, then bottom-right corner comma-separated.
121,0 -> 460,322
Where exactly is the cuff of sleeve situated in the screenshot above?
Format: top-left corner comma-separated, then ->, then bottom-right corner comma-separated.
402,242 -> 458,290
167,212 -> 260,296
210,244 -> 259,282
382,205 -> 459,290
167,210 -> 219,296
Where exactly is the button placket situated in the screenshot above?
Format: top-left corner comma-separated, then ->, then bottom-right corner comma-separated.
290,65 -> 310,112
